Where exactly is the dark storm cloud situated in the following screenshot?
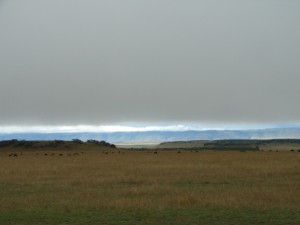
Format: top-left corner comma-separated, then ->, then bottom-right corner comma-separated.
0,0 -> 300,125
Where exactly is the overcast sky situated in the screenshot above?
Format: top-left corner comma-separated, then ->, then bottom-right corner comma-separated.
0,0 -> 300,129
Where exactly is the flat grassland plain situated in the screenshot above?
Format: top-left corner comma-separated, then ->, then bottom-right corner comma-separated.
0,147 -> 299,224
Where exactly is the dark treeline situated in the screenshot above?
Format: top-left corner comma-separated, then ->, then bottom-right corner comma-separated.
205,139 -> 300,145
202,139 -> 300,151
0,139 -> 116,149
159,139 -> 300,151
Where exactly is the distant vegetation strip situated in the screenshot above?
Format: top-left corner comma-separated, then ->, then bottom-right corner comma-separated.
2,139 -> 300,151
158,139 -> 300,151
0,139 -> 116,149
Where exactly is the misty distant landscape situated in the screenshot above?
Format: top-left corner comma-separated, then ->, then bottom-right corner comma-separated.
2,127 -> 300,143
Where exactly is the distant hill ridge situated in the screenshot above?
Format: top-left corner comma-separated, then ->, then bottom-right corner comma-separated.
0,139 -> 116,149
1,127 -> 300,143
157,139 -> 300,151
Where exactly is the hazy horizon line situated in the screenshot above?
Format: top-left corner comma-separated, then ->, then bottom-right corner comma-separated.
0,123 -> 300,134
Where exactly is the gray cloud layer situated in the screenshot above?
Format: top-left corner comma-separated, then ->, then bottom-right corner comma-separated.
0,0 -> 300,125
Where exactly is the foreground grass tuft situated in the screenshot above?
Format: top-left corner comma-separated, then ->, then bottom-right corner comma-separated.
1,208 -> 300,225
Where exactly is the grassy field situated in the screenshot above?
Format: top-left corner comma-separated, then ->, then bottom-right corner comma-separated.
0,149 -> 299,224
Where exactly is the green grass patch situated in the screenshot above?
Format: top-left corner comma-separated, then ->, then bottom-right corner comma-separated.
1,208 -> 299,225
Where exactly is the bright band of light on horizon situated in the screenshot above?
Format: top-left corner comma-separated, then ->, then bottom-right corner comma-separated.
0,123 -> 296,134
0,125 -> 189,134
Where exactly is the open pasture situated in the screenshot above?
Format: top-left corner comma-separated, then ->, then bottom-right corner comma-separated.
0,149 -> 299,224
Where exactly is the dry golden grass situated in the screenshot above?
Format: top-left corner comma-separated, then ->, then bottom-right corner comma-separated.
0,150 -> 299,212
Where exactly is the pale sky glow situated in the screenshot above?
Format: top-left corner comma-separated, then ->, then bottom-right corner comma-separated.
0,125 -> 190,134
0,123 -> 296,134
